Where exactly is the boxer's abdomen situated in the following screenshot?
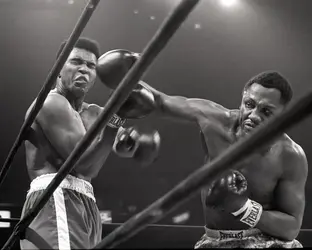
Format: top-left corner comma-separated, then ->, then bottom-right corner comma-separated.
199,117 -> 284,230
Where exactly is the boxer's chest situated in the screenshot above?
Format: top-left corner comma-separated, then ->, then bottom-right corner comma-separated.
201,124 -> 283,206
236,153 -> 282,205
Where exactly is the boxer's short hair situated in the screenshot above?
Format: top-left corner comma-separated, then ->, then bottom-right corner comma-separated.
56,37 -> 100,59
243,71 -> 293,105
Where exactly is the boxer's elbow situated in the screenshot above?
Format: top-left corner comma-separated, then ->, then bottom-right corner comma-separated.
282,228 -> 300,241
279,217 -> 302,241
291,228 -> 301,240
260,210 -> 302,241
286,210 -> 304,240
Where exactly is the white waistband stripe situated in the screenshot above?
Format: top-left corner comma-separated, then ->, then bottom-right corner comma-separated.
27,173 -> 95,202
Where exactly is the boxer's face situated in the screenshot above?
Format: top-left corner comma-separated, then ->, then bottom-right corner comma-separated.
59,47 -> 97,97
239,83 -> 284,134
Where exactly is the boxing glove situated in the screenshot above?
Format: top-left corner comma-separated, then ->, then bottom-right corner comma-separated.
204,170 -> 249,213
113,127 -> 161,166
205,170 -> 263,228
97,49 -> 140,89
97,49 -> 156,119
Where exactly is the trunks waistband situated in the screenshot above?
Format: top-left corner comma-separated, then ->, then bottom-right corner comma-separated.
27,173 -> 95,202
205,226 -> 261,240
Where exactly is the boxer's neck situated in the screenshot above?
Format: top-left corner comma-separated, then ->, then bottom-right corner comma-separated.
54,86 -> 85,112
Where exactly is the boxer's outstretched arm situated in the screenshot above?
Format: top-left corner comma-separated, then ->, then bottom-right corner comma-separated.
140,81 -> 230,124
255,144 -> 308,240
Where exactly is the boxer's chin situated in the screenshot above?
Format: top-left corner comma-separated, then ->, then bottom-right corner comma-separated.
243,124 -> 254,133
73,85 -> 87,96
239,124 -> 253,136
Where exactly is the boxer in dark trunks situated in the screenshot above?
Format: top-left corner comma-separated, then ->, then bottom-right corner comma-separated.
145,70 -> 307,248
20,38 -> 160,249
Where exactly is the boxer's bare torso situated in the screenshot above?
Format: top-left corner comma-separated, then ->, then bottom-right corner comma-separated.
199,108 -> 299,230
149,81 -> 307,239
25,91 -> 118,182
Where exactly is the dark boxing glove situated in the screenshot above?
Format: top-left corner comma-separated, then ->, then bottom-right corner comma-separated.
113,127 -> 161,166
205,170 -> 263,228
97,49 -> 156,119
205,170 -> 248,211
96,49 -> 140,89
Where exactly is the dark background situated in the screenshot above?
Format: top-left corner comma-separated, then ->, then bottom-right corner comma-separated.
1,0 -> 312,229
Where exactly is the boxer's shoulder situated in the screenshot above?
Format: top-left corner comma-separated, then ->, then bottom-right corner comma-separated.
229,109 -> 240,122
225,108 -> 240,130
273,134 -> 305,157
273,135 -> 307,175
25,91 -> 67,120
48,89 -> 67,102
41,90 -> 71,111
197,100 -> 232,125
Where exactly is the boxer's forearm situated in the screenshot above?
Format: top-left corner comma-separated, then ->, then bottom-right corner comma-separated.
256,210 -> 301,241
139,81 -> 184,115
139,81 -> 200,122
139,81 -> 166,112
74,128 -> 117,171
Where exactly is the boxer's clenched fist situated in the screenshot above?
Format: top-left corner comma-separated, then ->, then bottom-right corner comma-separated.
204,170 -> 249,213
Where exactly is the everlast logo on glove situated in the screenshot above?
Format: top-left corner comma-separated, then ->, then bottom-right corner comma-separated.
240,200 -> 263,228
219,231 -> 244,240
108,114 -> 126,128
